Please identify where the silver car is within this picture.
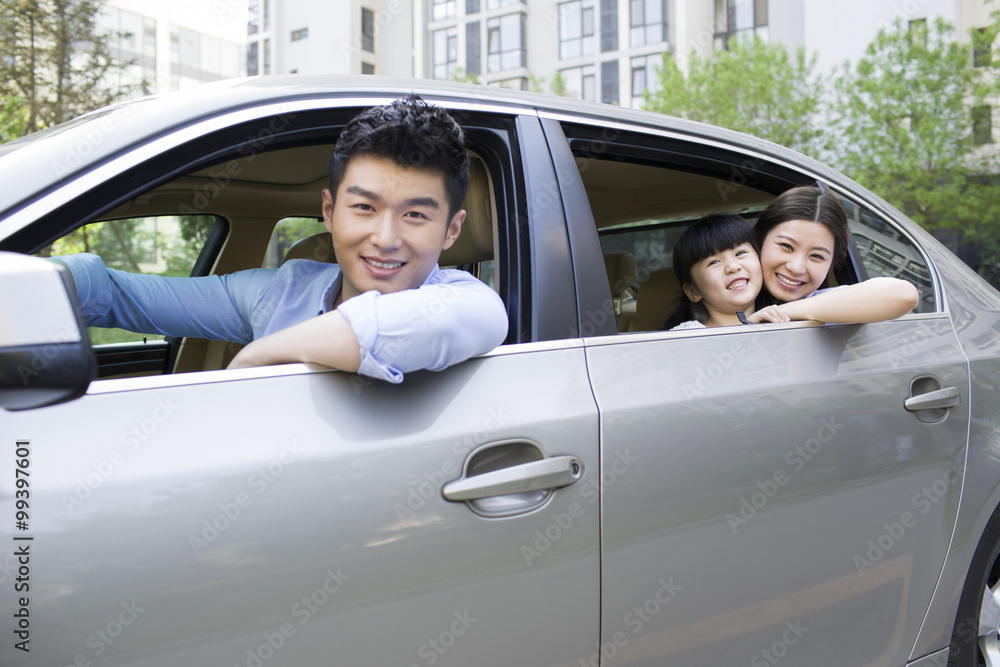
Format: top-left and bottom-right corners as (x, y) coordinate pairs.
(0, 76), (997, 667)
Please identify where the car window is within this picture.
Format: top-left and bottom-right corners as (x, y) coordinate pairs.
(261, 216), (327, 268)
(559, 121), (937, 331)
(35, 215), (220, 344)
(840, 198), (935, 313)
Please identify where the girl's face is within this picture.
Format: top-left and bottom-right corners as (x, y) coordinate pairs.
(759, 219), (836, 302)
(684, 243), (762, 323)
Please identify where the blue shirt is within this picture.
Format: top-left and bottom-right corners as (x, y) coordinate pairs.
(59, 254), (509, 383)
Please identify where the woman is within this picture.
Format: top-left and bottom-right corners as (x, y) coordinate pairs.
(748, 186), (919, 324)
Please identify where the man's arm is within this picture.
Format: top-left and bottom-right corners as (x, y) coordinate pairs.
(57, 253), (270, 343)
(228, 310), (362, 371)
(229, 270), (509, 382)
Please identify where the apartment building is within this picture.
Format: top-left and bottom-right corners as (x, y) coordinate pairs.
(244, 0), (414, 77)
(101, 0), (248, 95)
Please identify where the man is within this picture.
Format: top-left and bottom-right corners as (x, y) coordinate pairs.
(58, 95), (508, 382)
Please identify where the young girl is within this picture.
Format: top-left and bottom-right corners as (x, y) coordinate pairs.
(663, 214), (786, 330)
(752, 186), (919, 323)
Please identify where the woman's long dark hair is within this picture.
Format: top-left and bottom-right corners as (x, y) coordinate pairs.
(662, 214), (757, 330)
(753, 185), (850, 307)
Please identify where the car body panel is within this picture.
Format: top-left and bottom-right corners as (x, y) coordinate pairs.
(587, 316), (970, 666)
(0, 347), (600, 666)
(1, 76), (999, 666)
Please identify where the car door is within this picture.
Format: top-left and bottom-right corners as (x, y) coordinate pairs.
(0, 100), (601, 666)
(545, 117), (971, 667)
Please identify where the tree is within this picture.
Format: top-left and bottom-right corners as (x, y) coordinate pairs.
(831, 17), (1000, 279)
(0, 0), (140, 135)
(644, 35), (825, 157)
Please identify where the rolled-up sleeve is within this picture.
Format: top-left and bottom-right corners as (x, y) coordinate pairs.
(337, 269), (508, 383)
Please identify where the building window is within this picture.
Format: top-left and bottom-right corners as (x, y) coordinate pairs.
(630, 0), (665, 47)
(362, 8), (375, 53)
(247, 41), (259, 76)
(559, 0), (596, 60)
(487, 13), (525, 72)
(362, 62), (375, 74)
(630, 54), (660, 108)
(248, 0), (260, 35)
(433, 0), (456, 21)
(263, 0), (270, 31)
(467, 21), (482, 76)
(601, 0), (618, 52)
(974, 27), (992, 68)
(973, 105), (993, 144)
(263, 38), (270, 74)
(908, 18), (927, 48)
(291, 28), (308, 41)
(433, 26), (459, 79)
(561, 64), (596, 101)
(601, 59), (618, 104)
(467, 0), (480, 13)
(486, 0), (520, 8)
(715, 0), (767, 49)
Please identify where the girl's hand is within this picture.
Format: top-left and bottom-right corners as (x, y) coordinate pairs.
(746, 305), (790, 324)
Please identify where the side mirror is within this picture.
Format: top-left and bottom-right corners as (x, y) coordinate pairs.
(0, 252), (94, 410)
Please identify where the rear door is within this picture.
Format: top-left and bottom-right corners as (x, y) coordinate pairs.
(546, 117), (971, 667)
(0, 104), (601, 667)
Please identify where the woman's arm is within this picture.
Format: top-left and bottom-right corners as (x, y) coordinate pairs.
(776, 277), (920, 324)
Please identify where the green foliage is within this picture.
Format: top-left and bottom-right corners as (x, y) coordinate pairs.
(262, 217), (326, 268)
(0, 95), (28, 141)
(449, 68), (480, 85)
(644, 35), (824, 157)
(830, 18), (1000, 274)
(0, 0), (140, 136)
(45, 216), (217, 344)
(549, 72), (568, 97)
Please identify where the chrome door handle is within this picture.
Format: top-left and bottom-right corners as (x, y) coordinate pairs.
(442, 456), (583, 502)
(905, 386), (960, 412)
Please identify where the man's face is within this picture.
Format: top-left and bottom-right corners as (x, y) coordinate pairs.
(323, 155), (464, 306)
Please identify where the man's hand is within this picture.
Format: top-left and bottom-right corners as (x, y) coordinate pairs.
(228, 310), (362, 371)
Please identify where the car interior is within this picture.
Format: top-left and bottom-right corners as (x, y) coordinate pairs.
(32, 118), (935, 381)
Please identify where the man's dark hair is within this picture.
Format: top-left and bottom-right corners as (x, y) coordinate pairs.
(329, 94), (470, 218)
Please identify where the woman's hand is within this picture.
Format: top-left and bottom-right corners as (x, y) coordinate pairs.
(746, 305), (790, 324)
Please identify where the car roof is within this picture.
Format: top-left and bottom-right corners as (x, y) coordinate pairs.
(0, 74), (850, 223)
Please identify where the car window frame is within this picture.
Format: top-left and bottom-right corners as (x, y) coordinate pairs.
(541, 113), (945, 335)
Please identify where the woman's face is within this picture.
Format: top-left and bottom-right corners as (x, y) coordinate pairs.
(759, 219), (836, 302)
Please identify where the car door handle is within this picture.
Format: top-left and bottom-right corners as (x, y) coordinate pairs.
(442, 456), (583, 502)
(905, 386), (960, 412)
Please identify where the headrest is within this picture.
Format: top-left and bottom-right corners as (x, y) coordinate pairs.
(282, 155), (495, 267)
(604, 252), (639, 299)
(634, 267), (683, 331)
